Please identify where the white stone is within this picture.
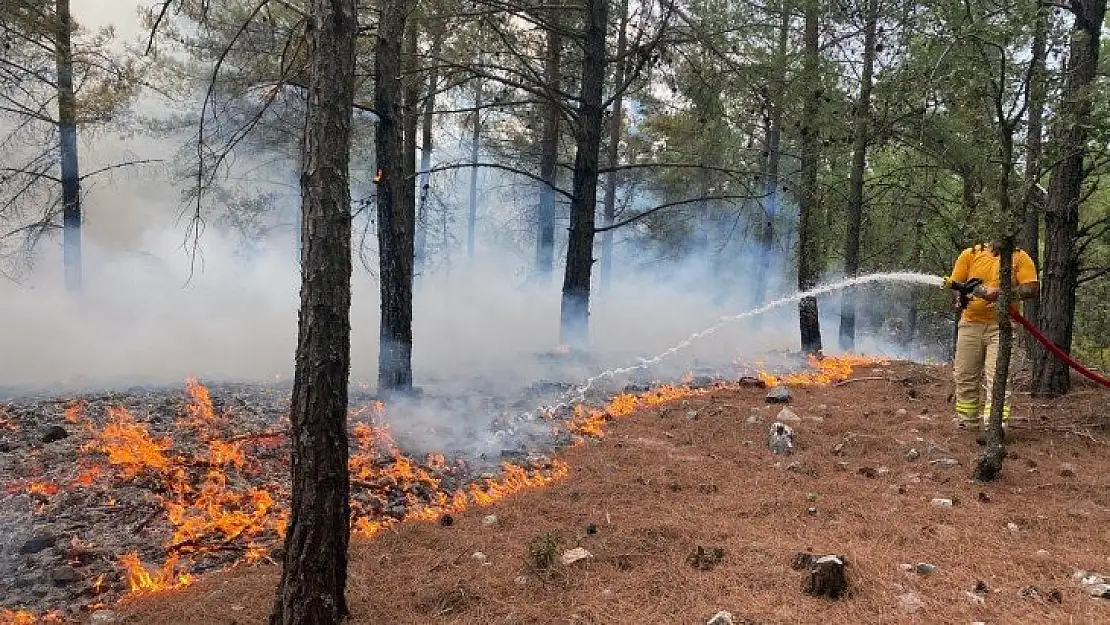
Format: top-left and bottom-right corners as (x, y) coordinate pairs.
(707, 611), (734, 625)
(560, 547), (593, 565)
(482, 514), (498, 526)
(776, 407), (802, 422)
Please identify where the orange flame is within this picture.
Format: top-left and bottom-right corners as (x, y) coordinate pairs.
(64, 400), (86, 424)
(116, 552), (191, 593)
(0, 610), (38, 625)
(85, 407), (173, 477)
(183, 376), (218, 430)
(757, 354), (886, 387)
(40, 358), (879, 607)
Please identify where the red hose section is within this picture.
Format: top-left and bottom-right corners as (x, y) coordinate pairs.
(1009, 309), (1110, 388)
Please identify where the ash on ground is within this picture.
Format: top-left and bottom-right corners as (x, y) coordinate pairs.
(0, 348), (742, 619)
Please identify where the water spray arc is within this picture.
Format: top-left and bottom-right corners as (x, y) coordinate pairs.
(532, 271), (944, 420)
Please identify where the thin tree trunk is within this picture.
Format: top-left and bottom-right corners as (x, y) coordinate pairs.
(402, 19), (420, 257)
(797, 0), (823, 355)
(1031, 0), (1105, 396)
(415, 30), (442, 281)
(975, 110), (1019, 480)
(974, 236), (1013, 481)
(753, 1), (789, 308)
(55, 0), (81, 291)
(904, 216), (925, 350)
(838, 0), (877, 352)
(375, 0), (414, 392)
(599, 0), (629, 292)
(559, 0), (608, 345)
(1019, 6), (1047, 361)
(1021, 6), (1048, 257)
(269, 0), (356, 622)
(535, 26), (562, 283)
(467, 81), (482, 263)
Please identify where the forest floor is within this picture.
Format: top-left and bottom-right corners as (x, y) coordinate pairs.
(111, 361), (1110, 625)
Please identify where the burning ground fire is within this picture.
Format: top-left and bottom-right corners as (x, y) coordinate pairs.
(0, 354), (881, 623)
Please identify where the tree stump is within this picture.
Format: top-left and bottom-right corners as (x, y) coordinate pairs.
(803, 554), (849, 599)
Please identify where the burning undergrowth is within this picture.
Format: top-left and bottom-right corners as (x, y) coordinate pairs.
(0, 352), (882, 622)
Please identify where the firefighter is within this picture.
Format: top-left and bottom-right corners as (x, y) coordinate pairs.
(943, 241), (1040, 433)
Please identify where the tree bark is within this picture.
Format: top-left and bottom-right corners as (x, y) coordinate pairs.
(559, 0), (608, 346)
(535, 25), (562, 283)
(467, 81), (482, 262)
(974, 238), (1012, 482)
(375, 0), (415, 392)
(599, 0), (629, 292)
(753, 1), (789, 308)
(55, 0), (81, 291)
(797, 0), (823, 355)
(1031, 0), (1106, 396)
(975, 106), (1019, 480)
(1020, 5), (1048, 356)
(838, 0), (877, 352)
(269, 0), (356, 622)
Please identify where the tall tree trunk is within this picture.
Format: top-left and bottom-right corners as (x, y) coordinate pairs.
(599, 0), (629, 292)
(55, 0), (81, 291)
(838, 0), (877, 352)
(797, 0), (823, 355)
(375, 0), (414, 392)
(753, 1), (789, 307)
(1031, 0), (1106, 396)
(467, 81), (482, 262)
(559, 0), (608, 346)
(269, 0), (356, 622)
(1020, 6), (1048, 357)
(415, 30), (442, 281)
(535, 26), (562, 283)
(402, 19), (420, 256)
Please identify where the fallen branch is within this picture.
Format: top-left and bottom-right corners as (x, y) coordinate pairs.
(833, 376), (906, 386)
(226, 430), (288, 443)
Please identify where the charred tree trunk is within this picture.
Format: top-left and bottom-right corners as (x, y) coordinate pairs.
(599, 0), (629, 292)
(55, 0), (81, 291)
(535, 26), (562, 283)
(838, 0), (877, 352)
(1031, 0), (1105, 396)
(269, 0), (356, 622)
(797, 0), (823, 355)
(415, 31), (442, 281)
(375, 0), (414, 392)
(559, 0), (608, 346)
(467, 81), (482, 263)
(753, 2), (789, 308)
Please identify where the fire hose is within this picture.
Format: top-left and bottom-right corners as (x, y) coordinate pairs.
(945, 278), (1110, 388)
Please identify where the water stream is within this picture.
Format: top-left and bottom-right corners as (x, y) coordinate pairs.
(537, 271), (945, 418)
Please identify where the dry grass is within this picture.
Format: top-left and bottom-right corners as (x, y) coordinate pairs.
(117, 362), (1110, 624)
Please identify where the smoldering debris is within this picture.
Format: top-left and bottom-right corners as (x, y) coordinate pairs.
(0, 361), (740, 618)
